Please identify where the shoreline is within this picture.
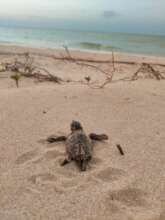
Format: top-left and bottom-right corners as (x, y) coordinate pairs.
(1, 43), (165, 65)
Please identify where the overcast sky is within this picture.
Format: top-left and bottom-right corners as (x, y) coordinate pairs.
(0, 0), (165, 35)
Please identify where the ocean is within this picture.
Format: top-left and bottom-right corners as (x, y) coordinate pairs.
(0, 26), (165, 56)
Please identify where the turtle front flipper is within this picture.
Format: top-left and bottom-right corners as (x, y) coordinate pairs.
(89, 133), (108, 141)
(47, 135), (67, 143)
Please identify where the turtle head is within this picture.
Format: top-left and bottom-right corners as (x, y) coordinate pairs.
(70, 120), (83, 132)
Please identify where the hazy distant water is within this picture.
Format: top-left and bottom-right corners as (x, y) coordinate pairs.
(0, 26), (165, 56)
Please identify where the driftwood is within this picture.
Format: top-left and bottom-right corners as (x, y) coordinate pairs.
(2, 50), (165, 66)
(1, 49), (165, 67)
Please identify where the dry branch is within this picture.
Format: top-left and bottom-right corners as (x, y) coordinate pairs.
(131, 63), (165, 80)
(61, 46), (115, 88)
(63, 46), (111, 76)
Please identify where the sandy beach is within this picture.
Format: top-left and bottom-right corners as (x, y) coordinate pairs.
(0, 45), (165, 220)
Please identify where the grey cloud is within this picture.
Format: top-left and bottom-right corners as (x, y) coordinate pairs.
(103, 10), (118, 18)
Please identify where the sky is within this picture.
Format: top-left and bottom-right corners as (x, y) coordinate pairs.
(0, 0), (165, 35)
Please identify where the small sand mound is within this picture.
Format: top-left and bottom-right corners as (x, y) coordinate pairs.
(95, 167), (126, 182)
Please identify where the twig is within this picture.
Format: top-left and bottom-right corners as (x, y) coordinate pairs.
(116, 144), (124, 155)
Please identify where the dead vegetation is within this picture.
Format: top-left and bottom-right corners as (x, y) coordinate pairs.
(10, 72), (21, 88)
(1, 52), (62, 84)
(131, 63), (165, 80)
(0, 47), (165, 88)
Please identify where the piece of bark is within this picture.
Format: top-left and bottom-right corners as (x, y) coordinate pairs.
(116, 144), (124, 155)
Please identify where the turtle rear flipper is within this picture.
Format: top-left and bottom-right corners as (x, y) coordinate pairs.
(80, 160), (87, 171)
(89, 133), (108, 141)
(61, 158), (70, 166)
(47, 135), (67, 143)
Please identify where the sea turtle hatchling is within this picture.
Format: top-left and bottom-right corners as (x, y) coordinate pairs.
(47, 120), (108, 171)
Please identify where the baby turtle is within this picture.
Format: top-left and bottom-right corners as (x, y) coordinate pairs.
(47, 120), (108, 171)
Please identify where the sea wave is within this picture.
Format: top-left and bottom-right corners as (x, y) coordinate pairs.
(0, 40), (13, 44)
(77, 42), (120, 51)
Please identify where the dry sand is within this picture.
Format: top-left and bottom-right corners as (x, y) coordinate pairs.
(0, 45), (165, 220)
